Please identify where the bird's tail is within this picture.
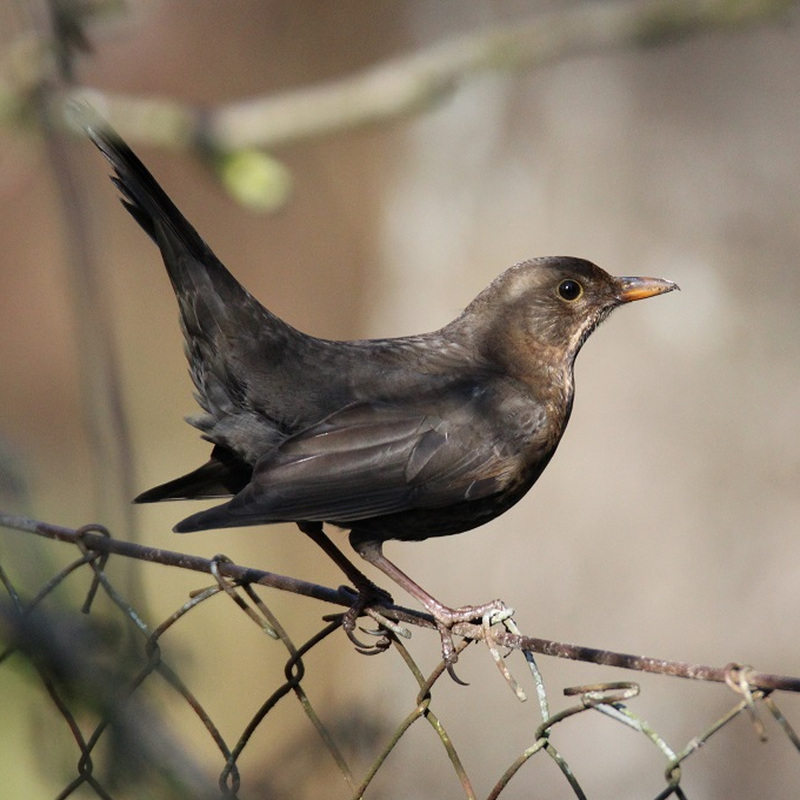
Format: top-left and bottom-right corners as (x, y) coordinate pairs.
(82, 109), (295, 360)
(83, 116), (248, 301)
(134, 444), (253, 503)
(82, 107), (297, 485)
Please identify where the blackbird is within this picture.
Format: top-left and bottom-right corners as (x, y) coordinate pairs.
(87, 121), (677, 666)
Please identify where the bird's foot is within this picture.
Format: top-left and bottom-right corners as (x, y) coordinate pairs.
(340, 579), (393, 626)
(480, 607), (527, 701)
(429, 599), (513, 682)
(428, 600), (514, 686)
(338, 582), (409, 655)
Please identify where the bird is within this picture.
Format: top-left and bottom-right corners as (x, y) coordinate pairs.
(86, 119), (678, 669)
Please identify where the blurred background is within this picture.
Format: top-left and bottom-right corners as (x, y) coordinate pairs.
(1, 1), (799, 798)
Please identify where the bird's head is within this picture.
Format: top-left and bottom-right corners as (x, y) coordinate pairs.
(462, 256), (678, 381)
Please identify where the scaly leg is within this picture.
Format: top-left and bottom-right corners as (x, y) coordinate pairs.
(353, 539), (507, 669)
(297, 522), (394, 643)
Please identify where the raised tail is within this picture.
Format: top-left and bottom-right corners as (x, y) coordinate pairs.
(83, 110), (299, 499)
(83, 113), (295, 357)
(84, 117), (248, 303)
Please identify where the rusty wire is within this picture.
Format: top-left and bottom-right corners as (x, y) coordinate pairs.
(2, 511), (800, 799)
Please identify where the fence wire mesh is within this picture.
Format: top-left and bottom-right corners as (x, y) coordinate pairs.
(1, 513), (799, 799)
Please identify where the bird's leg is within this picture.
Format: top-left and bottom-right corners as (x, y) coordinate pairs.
(354, 539), (507, 668)
(297, 522), (394, 641)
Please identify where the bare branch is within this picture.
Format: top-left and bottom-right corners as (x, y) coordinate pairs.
(2, 0), (795, 152)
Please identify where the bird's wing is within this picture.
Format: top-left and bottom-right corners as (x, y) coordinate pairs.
(175, 385), (539, 531)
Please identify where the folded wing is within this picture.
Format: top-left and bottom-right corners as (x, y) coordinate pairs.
(174, 385), (531, 532)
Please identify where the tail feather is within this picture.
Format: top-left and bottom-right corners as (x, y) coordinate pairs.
(173, 503), (251, 533)
(86, 123), (206, 256)
(84, 118), (249, 305)
(135, 445), (253, 503)
(81, 107), (302, 518)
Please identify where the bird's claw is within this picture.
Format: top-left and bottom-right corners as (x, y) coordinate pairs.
(345, 625), (392, 655)
(337, 582), (407, 656)
(446, 661), (470, 686)
(481, 607), (527, 701)
(432, 599), (514, 684)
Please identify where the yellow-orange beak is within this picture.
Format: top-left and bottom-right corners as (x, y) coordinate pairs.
(617, 276), (679, 303)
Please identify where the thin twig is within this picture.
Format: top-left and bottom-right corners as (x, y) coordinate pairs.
(22, 0), (145, 613)
(3, 0), (795, 152)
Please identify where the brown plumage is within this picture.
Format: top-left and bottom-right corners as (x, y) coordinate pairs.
(86, 121), (677, 667)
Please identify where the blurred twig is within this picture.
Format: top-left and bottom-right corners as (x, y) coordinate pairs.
(1, 0), (796, 153)
(22, 1), (144, 616)
(0, 436), (29, 509)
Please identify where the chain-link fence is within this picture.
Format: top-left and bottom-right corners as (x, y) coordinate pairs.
(2, 512), (799, 799)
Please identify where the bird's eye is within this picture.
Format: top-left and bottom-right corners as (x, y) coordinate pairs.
(558, 279), (583, 302)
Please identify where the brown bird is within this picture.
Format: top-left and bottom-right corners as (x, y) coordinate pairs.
(87, 121), (677, 667)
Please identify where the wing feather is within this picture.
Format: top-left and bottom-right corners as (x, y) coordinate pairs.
(175, 382), (542, 532)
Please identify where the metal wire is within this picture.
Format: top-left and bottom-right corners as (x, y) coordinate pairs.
(2, 513), (800, 799)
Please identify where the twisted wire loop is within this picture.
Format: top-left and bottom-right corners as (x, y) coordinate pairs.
(74, 523), (111, 613)
(724, 662), (768, 741)
(2, 513), (800, 798)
